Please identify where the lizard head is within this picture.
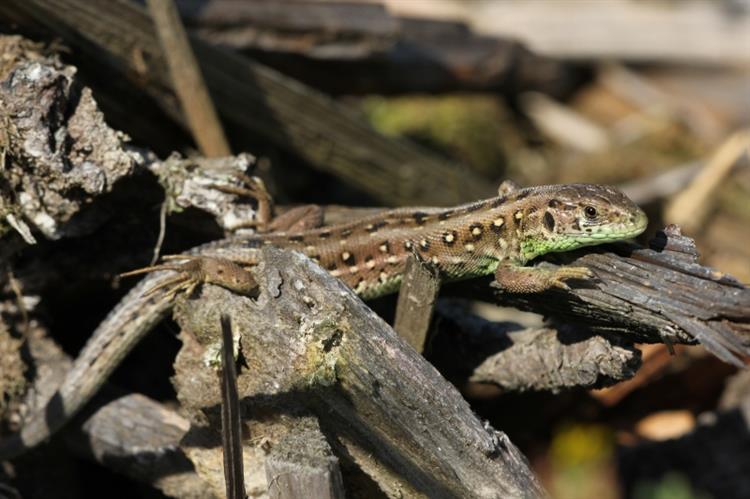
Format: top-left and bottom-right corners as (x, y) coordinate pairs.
(519, 184), (647, 261)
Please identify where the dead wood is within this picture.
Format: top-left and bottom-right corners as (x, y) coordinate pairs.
(265, 416), (346, 499)
(171, 246), (547, 498)
(148, 0), (231, 157)
(0, 35), (144, 245)
(1, 314), (215, 498)
(0, 0), (494, 207)
(453, 225), (750, 367)
(176, 0), (576, 96)
(393, 255), (440, 353)
(429, 302), (641, 393)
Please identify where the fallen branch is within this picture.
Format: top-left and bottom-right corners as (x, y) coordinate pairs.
(457, 225), (750, 367)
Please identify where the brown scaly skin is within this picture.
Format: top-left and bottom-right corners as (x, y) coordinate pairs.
(0, 182), (647, 458)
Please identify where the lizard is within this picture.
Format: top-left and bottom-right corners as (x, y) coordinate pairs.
(0, 182), (647, 458)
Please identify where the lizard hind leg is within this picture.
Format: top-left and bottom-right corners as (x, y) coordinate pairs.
(120, 258), (206, 299)
(210, 174), (274, 231)
(123, 255), (260, 298)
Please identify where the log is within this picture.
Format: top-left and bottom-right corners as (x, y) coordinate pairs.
(4, 317), (216, 498)
(430, 302), (641, 393)
(177, 0), (577, 96)
(171, 246), (547, 498)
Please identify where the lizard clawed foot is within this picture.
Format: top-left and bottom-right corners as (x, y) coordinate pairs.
(546, 266), (595, 290)
(492, 264), (595, 294)
(120, 255), (259, 299)
(209, 174), (274, 231)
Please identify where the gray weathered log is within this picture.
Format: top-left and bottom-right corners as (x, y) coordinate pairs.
(68, 394), (216, 499)
(0, 0), (494, 207)
(265, 416), (345, 499)
(393, 255), (441, 352)
(431, 302), (641, 392)
(171, 246), (547, 498)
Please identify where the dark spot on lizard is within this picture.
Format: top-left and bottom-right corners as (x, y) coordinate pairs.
(340, 228), (353, 237)
(438, 211), (453, 221)
(288, 235), (304, 242)
(341, 252), (356, 265)
(514, 190), (530, 200)
(419, 239), (430, 251)
(543, 211), (555, 232)
(366, 221), (387, 232)
(572, 219), (581, 231)
(548, 199), (561, 208)
(413, 212), (429, 225)
(319, 230), (332, 239)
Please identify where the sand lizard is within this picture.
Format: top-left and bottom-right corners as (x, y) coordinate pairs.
(0, 182), (647, 457)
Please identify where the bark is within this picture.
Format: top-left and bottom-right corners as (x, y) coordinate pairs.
(430, 302), (641, 393)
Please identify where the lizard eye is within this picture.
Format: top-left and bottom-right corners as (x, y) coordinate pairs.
(584, 206), (598, 219)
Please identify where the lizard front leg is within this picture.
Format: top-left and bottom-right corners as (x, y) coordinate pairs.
(492, 263), (594, 294)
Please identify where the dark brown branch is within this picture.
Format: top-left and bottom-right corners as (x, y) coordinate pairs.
(219, 315), (244, 499)
(177, 0), (577, 96)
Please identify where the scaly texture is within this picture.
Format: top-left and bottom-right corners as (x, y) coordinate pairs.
(0, 183), (647, 457)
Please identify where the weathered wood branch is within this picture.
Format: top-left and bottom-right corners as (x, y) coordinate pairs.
(393, 255), (440, 352)
(176, 0), (577, 96)
(171, 246), (547, 498)
(429, 302), (641, 392)
(456, 226), (750, 367)
(0, 0), (494, 206)
(265, 416), (346, 499)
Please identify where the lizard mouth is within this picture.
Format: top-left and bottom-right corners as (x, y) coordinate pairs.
(574, 209), (648, 243)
